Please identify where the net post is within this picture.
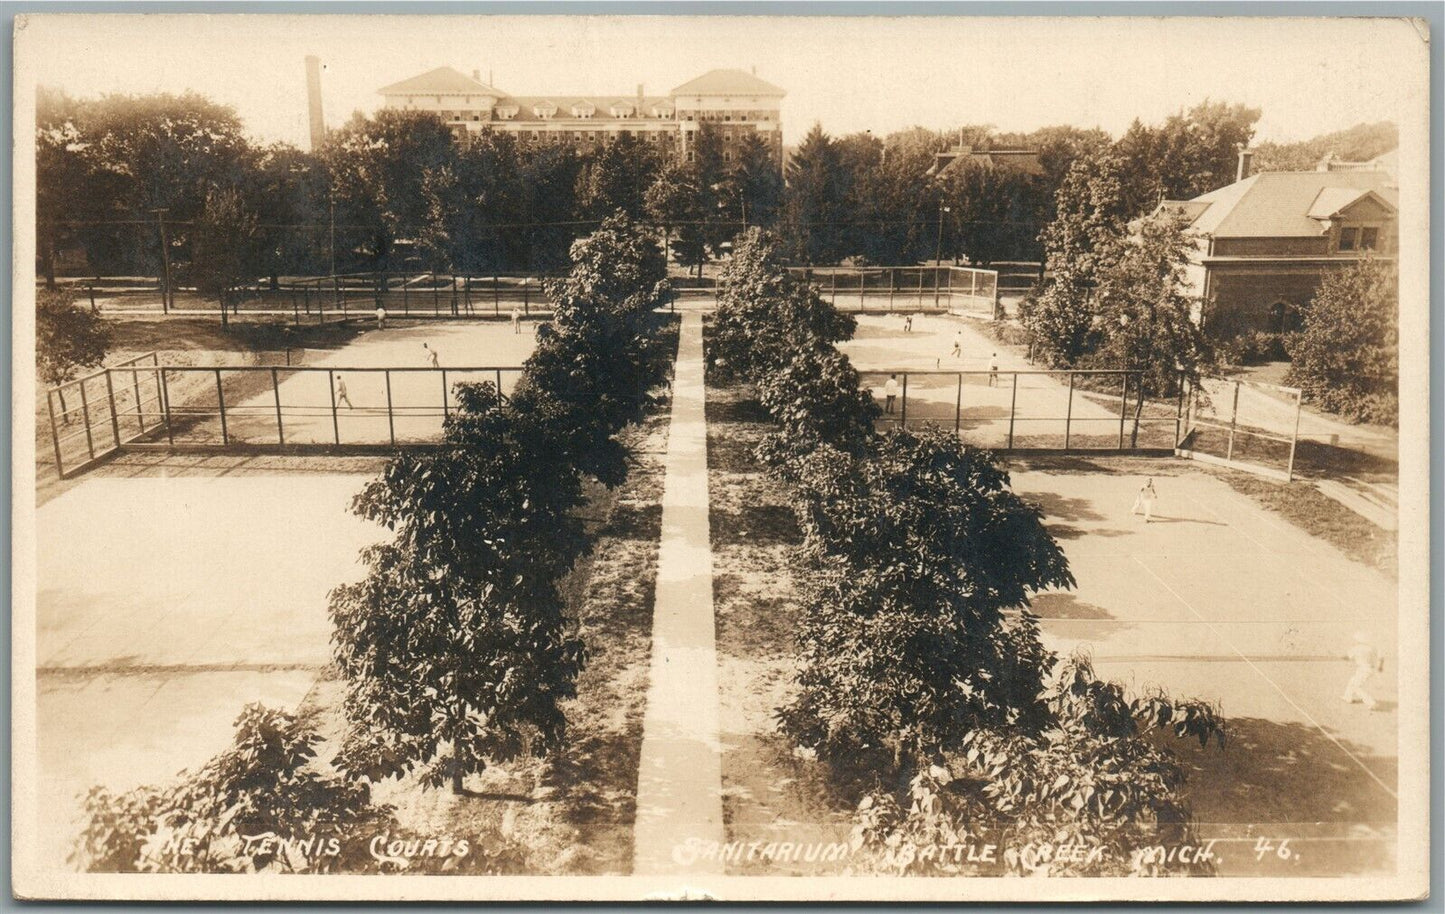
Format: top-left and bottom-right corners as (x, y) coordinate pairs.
(889, 268), (895, 311)
(1226, 380), (1241, 461)
(385, 370), (395, 446)
(215, 369), (229, 446)
(272, 368), (285, 445)
(441, 369), (449, 419)
(1064, 372), (1075, 450)
(46, 389), (65, 477)
(1008, 373), (1018, 449)
(1175, 372), (1186, 447)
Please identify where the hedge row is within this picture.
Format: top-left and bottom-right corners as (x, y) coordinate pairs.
(712, 228), (1225, 876)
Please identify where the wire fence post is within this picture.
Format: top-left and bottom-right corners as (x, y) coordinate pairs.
(1286, 390), (1303, 482)
(889, 268), (896, 311)
(130, 368), (146, 435)
(1064, 372), (1075, 450)
(160, 368), (174, 446)
(900, 373), (908, 429)
(441, 369), (449, 419)
(1118, 374), (1129, 449)
(955, 372), (963, 433)
(46, 390), (65, 476)
(1226, 380), (1241, 461)
(328, 369), (340, 444)
(103, 370), (121, 448)
(78, 379), (95, 460)
(1007, 373), (1019, 449)
(1175, 372), (1186, 447)
(385, 370), (395, 446)
(214, 369), (229, 445)
(272, 368), (285, 445)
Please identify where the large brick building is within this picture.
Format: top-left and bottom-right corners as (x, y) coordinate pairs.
(377, 66), (785, 164)
(1160, 150), (1398, 335)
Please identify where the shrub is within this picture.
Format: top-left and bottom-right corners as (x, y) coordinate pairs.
(849, 657), (1225, 877)
(71, 704), (393, 874)
(1225, 330), (1294, 366)
(1286, 258), (1398, 425)
(36, 287), (110, 387)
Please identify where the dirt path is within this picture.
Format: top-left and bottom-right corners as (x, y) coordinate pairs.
(633, 312), (726, 878)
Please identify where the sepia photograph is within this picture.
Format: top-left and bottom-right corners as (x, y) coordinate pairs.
(9, 10), (1432, 902)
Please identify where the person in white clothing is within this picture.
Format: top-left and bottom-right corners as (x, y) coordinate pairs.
(883, 374), (900, 414)
(988, 352), (1000, 387)
(1131, 478), (1157, 522)
(1341, 631), (1383, 709)
(375, 305), (387, 330)
(510, 306), (522, 334)
(334, 374), (354, 409)
(423, 342), (440, 369)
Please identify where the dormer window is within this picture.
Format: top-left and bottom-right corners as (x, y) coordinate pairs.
(571, 102), (596, 118)
(495, 105), (518, 120)
(533, 103), (557, 119)
(1360, 227), (1379, 249)
(651, 105), (674, 118)
(609, 102), (634, 118)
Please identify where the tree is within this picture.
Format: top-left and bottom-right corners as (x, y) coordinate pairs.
(36, 287), (110, 388)
(190, 186), (259, 325)
(577, 133), (663, 223)
(1286, 257), (1398, 425)
(1086, 209), (1213, 442)
(329, 384), (588, 795)
(645, 161), (709, 277)
(1115, 100), (1261, 216)
(35, 87), (94, 288)
(71, 704), (392, 873)
(725, 132), (784, 230)
(940, 160), (1046, 267)
(1251, 121), (1399, 174)
(1024, 150), (1132, 366)
(777, 431), (1074, 770)
(783, 123), (847, 263)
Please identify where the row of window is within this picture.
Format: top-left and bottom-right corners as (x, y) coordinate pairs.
(1337, 226), (1380, 252)
(681, 111), (774, 123)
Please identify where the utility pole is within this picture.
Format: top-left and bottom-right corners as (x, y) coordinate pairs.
(151, 207), (173, 314)
(329, 190), (337, 278)
(934, 203), (950, 308)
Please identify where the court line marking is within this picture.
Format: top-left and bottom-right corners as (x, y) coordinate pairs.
(1130, 555), (1398, 802)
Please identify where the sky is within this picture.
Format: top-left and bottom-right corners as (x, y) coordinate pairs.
(16, 13), (1428, 150)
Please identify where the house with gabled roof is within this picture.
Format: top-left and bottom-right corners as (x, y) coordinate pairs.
(377, 65), (784, 165)
(1157, 150), (1398, 336)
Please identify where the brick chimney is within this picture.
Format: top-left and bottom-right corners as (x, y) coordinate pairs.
(1236, 146), (1254, 182)
(304, 56), (325, 152)
(472, 69), (481, 82)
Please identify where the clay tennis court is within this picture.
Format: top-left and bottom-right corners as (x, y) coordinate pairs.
(1008, 462), (1399, 876)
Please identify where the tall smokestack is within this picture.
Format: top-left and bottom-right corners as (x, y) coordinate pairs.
(472, 69), (481, 82)
(637, 83), (644, 102)
(1236, 146), (1254, 182)
(305, 55), (326, 152)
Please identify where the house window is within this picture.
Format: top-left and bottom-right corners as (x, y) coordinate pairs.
(724, 149), (733, 162)
(1360, 227), (1380, 250)
(1338, 227), (1358, 252)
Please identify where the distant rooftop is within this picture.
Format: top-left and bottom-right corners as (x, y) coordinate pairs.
(926, 145), (1044, 179)
(669, 68), (786, 97)
(377, 66), (503, 96)
(1160, 168), (1398, 238)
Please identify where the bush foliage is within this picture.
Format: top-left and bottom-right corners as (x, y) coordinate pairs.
(1286, 258), (1398, 425)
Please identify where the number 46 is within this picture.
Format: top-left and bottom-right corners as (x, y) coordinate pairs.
(1254, 837), (1294, 861)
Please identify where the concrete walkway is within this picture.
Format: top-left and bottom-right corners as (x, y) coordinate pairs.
(633, 312), (726, 878)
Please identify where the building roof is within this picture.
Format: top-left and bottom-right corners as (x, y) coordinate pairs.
(378, 66), (503, 96)
(669, 68), (786, 97)
(926, 146), (1044, 178)
(1168, 170), (1398, 238)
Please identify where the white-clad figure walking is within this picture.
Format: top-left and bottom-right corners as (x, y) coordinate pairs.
(375, 304), (387, 330)
(1131, 477), (1158, 523)
(511, 305), (522, 334)
(334, 373), (354, 409)
(1341, 631), (1383, 710)
(423, 342), (440, 369)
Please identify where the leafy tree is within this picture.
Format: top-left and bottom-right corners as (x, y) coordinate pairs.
(247, 144), (331, 284)
(36, 287), (110, 387)
(577, 133), (663, 223)
(725, 132), (784, 230)
(777, 431), (1074, 769)
(646, 160), (709, 277)
(329, 384), (588, 795)
(851, 654), (1225, 877)
(35, 87), (94, 287)
(1115, 100), (1261, 216)
(1085, 209), (1213, 441)
(940, 160), (1047, 266)
(190, 186), (259, 325)
(1251, 121), (1398, 174)
(1024, 150), (1132, 366)
(783, 123), (848, 263)
(71, 704), (392, 873)
(1286, 257), (1398, 425)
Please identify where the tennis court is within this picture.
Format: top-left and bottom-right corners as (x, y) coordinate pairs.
(1009, 464), (1399, 876)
